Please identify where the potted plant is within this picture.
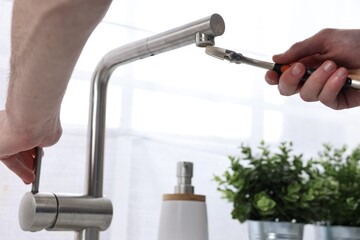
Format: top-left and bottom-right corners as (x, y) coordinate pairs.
(309, 144), (360, 239)
(214, 141), (314, 240)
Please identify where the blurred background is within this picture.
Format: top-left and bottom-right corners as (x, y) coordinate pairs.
(1, 0), (360, 239)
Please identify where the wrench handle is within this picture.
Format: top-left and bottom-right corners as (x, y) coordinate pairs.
(272, 63), (354, 88)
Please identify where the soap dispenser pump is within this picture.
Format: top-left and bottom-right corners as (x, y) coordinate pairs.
(158, 162), (209, 240)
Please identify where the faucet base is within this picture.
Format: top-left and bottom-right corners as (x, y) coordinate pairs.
(19, 193), (113, 232)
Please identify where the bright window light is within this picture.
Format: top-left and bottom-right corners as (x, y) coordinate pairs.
(61, 80), (122, 129)
(263, 109), (284, 142)
(132, 89), (252, 138)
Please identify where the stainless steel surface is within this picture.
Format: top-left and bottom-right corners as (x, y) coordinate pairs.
(351, 79), (360, 89)
(19, 192), (112, 232)
(175, 162), (194, 194)
(196, 32), (215, 47)
(82, 13), (225, 239)
(248, 220), (304, 240)
(205, 46), (227, 60)
(205, 46), (275, 69)
(315, 225), (360, 240)
(31, 147), (43, 194)
(50, 195), (112, 231)
(237, 55), (275, 70)
(18, 192), (58, 232)
(76, 228), (99, 240)
(19, 149), (113, 236)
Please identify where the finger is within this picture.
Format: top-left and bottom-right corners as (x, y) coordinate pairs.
(278, 63), (306, 96)
(1, 154), (36, 184)
(318, 67), (349, 109)
(19, 149), (36, 170)
(265, 70), (279, 85)
(299, 61), (337, 102)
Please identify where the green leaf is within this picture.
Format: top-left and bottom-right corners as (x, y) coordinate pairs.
(231, 202), (251, 223)
(214, 141), (360, 225)
(253, 191), (276, 216)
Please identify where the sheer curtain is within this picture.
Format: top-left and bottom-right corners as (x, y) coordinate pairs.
(1, 0), (360, 239)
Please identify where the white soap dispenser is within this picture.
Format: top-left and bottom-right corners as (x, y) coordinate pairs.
(157, 162), (209, 240)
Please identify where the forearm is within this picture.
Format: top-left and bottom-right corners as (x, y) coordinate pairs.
(6, 0), (111, 139)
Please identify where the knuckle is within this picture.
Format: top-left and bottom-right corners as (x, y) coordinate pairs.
(289, 42), (303, 52)
(317, 28), (335, 39)
(319, 28), (334, 35)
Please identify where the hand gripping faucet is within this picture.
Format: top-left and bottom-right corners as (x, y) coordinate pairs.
(18, 14), (225, 240)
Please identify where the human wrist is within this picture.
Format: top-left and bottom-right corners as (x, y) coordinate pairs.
(4, 106), (62, 147)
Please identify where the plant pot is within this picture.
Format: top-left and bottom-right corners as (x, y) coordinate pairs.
(247, 220), (304, 240)
(314, 225), (360, 240)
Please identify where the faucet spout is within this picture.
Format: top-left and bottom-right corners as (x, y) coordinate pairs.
(83, 13), (225, 240)
(18, 13), (226, 240)
(86, 13), (225, 197)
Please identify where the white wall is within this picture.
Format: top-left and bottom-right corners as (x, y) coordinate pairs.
(1, 0), (360, 239)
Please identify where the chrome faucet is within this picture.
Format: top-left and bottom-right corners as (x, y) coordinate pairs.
(18, 13), (225, 240)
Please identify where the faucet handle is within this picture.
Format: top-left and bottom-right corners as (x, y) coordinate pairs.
(31, 147), (43, 193)
(19, 147), (58, 232)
